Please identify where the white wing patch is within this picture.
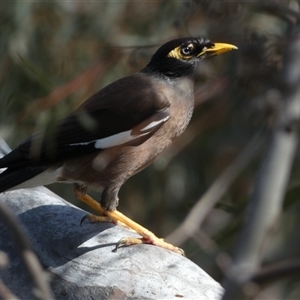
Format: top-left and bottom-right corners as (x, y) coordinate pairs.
(139, 116), (169, 132)
(69, 112), (170, 149)
(94, 130), (149, 149)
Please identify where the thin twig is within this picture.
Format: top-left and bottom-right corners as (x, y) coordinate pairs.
(257, 3), (300, 25)
(0, 279), (19, 300)
(166, 132), (264, 246)
(19, 50), (120, 120)
(252, 259), (300, 285)
(0, 200), (54, 300)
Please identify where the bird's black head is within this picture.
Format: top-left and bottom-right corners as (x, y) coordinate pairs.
(143, 37), (237, 79)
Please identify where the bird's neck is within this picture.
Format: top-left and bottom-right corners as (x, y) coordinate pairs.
(141, 58), (196, 79)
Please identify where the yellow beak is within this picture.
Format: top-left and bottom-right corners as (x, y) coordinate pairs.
(198, 42), (238, 58)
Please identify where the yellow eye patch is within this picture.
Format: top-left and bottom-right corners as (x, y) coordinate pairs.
(167, 43), (195, 60)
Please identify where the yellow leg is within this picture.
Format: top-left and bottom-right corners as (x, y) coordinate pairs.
(74, 189), (184, 255)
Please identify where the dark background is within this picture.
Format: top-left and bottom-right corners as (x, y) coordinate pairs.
(1, 1), (300, 298)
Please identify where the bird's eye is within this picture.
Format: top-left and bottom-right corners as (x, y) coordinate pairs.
(180, 45), (193, 56)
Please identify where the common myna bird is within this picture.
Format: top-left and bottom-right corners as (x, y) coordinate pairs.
(0, 37), (237, 255)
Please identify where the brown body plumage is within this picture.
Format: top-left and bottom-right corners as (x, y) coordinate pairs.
(61, 73), (194, 210)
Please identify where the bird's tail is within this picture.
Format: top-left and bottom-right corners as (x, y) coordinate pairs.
(0, 166), (46, 193)
(0, 138), (48, 193)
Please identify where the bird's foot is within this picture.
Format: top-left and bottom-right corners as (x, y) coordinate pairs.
(81, 212), (184, 255)
(74, 187), (184, 255)
(114, 236), (185, 256)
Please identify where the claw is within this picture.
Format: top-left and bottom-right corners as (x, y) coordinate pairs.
(113, 237), (185, 256)
(80, 214), (115, 226)
(176, 248), (185, 256)
(113, 237), (144, 252)
(80, 214), (90, 226)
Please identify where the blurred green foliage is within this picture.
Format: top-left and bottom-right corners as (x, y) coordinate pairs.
(1, 1), (300, 297)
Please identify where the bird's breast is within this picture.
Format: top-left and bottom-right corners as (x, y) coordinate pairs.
(157, 77), (195, 139)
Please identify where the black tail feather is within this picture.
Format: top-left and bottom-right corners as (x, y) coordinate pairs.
(0, 167), (46, 193)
